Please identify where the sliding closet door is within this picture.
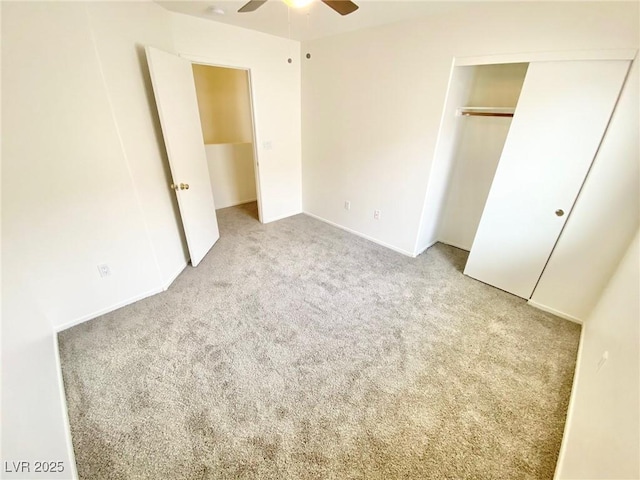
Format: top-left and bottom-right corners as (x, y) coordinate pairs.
(464, 60), (630, 299)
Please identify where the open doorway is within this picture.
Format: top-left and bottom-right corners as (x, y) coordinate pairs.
(191, 63), (261, 223)
(438, 62), (528, 252)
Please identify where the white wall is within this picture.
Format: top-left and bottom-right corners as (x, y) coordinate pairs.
(2, 1), (301, 474)
(301, 2), (638, 259)
(205, 143), (258, 209)
(302, 25), (436, 255)
(170, 13), (302, 223)
(2, 1), (168, 331)
(85, 2), (189, 288)
(414, 61), (474, 254)
(2, 2), (172, 476)
(555, 229), (640, 479)
(1, 256), (76, 479)
(530, 59), (639, 321)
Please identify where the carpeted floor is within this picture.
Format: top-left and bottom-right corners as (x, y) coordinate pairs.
(59, 202), (580, 480)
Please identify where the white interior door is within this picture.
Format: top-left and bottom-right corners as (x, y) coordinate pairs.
(464, 60), (630, 299)
(146, 46), (220, 267)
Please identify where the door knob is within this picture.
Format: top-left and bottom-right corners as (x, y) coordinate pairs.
(555, 209), (565, 217)
(180, 183), (190, 190)
(170, 184), (178, 190)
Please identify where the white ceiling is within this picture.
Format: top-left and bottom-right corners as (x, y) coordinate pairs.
(156, 0), (465, 42)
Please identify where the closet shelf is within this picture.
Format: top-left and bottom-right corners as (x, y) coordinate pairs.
(456, 107), (515, 118)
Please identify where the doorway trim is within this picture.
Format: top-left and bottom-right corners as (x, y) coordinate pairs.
(179, 53), (265, 224)
(455, 48), (637, 67)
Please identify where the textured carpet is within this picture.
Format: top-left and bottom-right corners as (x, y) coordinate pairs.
(59, 202), (580, 480)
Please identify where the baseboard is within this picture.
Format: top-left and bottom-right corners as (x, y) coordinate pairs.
(553, 324), (586, 480)
(216, 199), (258, 210)
(303, 212), (415, 257)
(415, 240), (438, 256)
(54, 261), (188, 333)
(438, 240), (471, 252)
(162, 261), (188, 291)
(263, 210), (303, 224)
(54, 286), (164, 332)
(414, 238), (470, 257)
(52, 334), (79, 480)
(527, 300), (584, 325)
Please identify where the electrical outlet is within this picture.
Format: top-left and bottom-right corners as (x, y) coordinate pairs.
(97, 264), (112, 278)
(374, 210), (381, 220)
(344, 201), (351, 211)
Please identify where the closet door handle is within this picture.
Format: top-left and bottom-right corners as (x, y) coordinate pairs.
(555, 209), (565, 217)
(170, 183), (179, 190)
(180, 183), (190, 190)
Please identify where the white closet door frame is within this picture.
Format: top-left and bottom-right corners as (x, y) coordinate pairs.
(464, 59), (631, 299)
(454, 49), (636, 67)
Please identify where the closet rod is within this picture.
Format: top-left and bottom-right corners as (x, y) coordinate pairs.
(456, 107), (515, 118)
(460, 111), (514, 118)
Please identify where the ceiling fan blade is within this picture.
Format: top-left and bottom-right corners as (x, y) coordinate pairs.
(321, 0), (359, 15)
(238, 0), (269, 13)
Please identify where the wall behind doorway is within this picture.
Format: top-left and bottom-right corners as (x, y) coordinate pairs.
(192, 65), (253, 144)
(192, 64), (258, 210)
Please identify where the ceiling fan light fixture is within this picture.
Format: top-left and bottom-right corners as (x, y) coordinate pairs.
(283, 0), (313, 9)
(206, 5), (226, 15)
(238, 0), (358, 15)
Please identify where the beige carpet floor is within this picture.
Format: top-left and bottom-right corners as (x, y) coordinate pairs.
(59, 202), (580, 479)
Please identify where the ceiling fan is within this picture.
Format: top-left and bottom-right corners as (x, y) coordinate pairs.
(238, 0), (359, 16)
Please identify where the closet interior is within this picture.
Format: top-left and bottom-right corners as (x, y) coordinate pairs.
(191, 64), (259, 218)
(437, 58), (630, 300)
(438, 62), (528, 251)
